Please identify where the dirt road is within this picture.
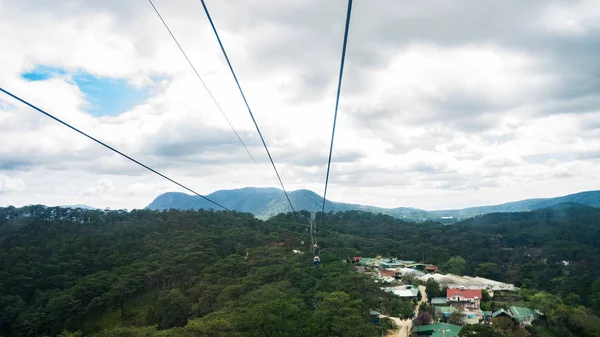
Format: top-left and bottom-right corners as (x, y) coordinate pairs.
(415, 285), (427, 315)
(382, 285), (428, 337)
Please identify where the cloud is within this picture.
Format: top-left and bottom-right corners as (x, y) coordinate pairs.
(0, 175), (26, 194)
(84, 178), (115, 197)
(1, 0), (600, 211)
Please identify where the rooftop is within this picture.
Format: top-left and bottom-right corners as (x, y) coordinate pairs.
(492, 309), (513, 318)
(447, 288), (482, 299)
(412, 323), (462, 337)
(431, 297), (448, 305)
(379, 269), (396, 277)
(509, 306), (536, 323)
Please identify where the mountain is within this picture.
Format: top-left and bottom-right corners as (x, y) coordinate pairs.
(430, 190), (600, 220)
(146, 187), (600, 221)
(146, 187), (431, 221)
(455, 202), (600, 227)
(59, 204), (98, 210)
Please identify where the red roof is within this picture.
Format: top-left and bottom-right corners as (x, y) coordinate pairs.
(447, 288), (482, 299)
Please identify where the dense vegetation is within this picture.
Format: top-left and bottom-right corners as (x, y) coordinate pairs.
(0, 206), (404, 337)
(1, 202), (600, 336)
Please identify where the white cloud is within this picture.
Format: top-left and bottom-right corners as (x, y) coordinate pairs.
(0, 175), (26, 194)
(1, 0), (600, 211)
(84, 178), (115, 197)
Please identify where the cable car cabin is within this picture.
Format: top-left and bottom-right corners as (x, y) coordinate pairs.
(314, 256), (321, 267)
(300, 241), (305, 246)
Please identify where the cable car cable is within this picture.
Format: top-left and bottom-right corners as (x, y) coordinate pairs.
(199, 0), (297, 214)
(148, 0), (272, 188)
(317, 0), (354, 245)
(0, 87), (232, 212)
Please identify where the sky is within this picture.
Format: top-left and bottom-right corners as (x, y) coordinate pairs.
(1, 0), (600, 211)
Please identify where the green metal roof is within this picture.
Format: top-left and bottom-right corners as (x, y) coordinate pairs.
(431, 297), (447, 305)
(510, 306), (535, 322)
(412, 323), (462, 335)
(434, 306), (456, 314)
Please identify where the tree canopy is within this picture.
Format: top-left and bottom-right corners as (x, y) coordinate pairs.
(1, 204), (600, 336)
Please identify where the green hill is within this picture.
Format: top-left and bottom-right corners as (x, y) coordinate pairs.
(146, 188), (600, 222)
(2, 203), (600, 336)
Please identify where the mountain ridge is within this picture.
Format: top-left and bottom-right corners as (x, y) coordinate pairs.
(146, 187), (600, 222)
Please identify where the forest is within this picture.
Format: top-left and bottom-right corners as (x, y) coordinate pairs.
(1, 202), (599, 336)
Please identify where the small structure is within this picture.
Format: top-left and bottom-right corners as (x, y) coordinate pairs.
(426, 264), (439, 273)
(431, 297), (448, 306)
(411, 323), (462, 337)
(376, 269), (398, 285)
(509, 306), (537, 325)
(379, 269), (396, 278)
(447, 287), (482, 310)
(406, 263), (427, 271)
(369, 310), (380, 324)
(381, 261), (406, 269)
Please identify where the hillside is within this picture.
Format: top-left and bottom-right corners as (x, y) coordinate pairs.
(146, 187), (600, 222)
(2, 204), (600, 336)
(0, 205), (401, 337)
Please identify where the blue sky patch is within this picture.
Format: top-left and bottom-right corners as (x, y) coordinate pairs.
(21, 65), (156, 117)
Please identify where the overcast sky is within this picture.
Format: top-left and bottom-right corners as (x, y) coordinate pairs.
(1, 0), (600, 211)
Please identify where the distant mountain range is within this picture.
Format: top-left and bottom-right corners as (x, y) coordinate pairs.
(146, 187), (600, 222)
(59, 204), (98, 210)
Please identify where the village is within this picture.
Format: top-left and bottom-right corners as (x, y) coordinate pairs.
(351, 256), (541, 337)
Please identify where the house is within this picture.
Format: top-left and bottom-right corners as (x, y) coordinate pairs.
(377, 269), (399, 285)
(426, 264), (438, 273)
(492, 307), (537, 326)
(411, 323), (462, 337)
(352, 256), (362, 263)
(447, 287), (482, 310)
(492, 308), (513, 320)
(509, 306), (536, 325)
